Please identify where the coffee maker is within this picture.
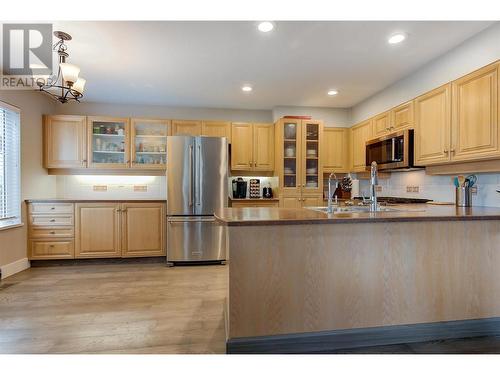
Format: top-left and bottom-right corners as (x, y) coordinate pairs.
(232, 177), (247, 199)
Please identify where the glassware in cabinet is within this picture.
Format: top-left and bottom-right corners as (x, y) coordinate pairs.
(89, 118), (129, 167)
(131, 119), (169, 168)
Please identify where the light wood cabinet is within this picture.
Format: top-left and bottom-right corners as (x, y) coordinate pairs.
(350, 119), (373, 172)
(231, 122), (274, 171)
(230, 200), (279, 208)
(202, 121), (232, 142)
(121, 203), (166, 257)
(276, 118), (323, 198)
(43, 115), (87, 169)
(30, 240), (74, 259)
(322, 127), (349, 172)
(392, 101), (414, 131)
(414, 84), (452, 166)
(373, 111), (391, 137)
(171, 120), (202, 136)
(75, 203), (122, 258)
(279, 194), (323, 208)
(87, 116), (131, 169)
(130, 118), (169, 169)
(451, 62), (499, 162)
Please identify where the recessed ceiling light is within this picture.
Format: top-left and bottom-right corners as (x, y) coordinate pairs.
(257, 21), (274, 33)
(388, 33), (407, 45)
(327, 90), (338, 96)
(242, 85), (253, 92)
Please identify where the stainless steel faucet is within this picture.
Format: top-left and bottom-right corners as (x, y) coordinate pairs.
(327, 172), (338, 214)
(369, 161), (378, 212)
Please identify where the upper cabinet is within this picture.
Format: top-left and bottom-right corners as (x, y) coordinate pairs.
(171, 120), (202, 136)
(202, 121), (232, 142)
(88, 116), (131, 169)
(275, 118), (323, 196)
(322, 127), (349, 172)
(350, 119), (373, 172)
(392, 101), (414, 131)
(43, 115), (87, 169)
(414, 84), (452, 166)
(231, 122), (274, 171)
(451, 62), (499, 162)
(131, 118), (169, 169)
(373, 111), (391, 137)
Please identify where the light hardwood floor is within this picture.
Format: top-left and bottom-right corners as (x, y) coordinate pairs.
(0, 263), (227, 354)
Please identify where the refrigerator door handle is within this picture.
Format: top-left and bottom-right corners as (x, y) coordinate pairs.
(189, 144), (194, 207)
(196, 143), (201, 206)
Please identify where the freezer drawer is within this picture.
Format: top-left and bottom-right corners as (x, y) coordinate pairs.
(167, 216), (226, 262)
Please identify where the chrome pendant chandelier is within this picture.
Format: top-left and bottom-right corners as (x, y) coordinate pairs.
(37, 31), (86, 103)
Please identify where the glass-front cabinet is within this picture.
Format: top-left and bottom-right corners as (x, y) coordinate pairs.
(88, 117), (130, 169)
(131, 119), (169, 169)
(277, 118), (323, 198)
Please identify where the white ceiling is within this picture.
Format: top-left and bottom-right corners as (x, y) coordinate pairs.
(54, 21), (495, 110)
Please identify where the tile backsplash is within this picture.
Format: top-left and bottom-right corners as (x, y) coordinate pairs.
(56, 175), (166, 200)
(358, 170), (500, 207)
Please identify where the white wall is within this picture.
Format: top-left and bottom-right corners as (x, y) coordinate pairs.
(272, 106), (351, 127)
(351, 22), (500, 124)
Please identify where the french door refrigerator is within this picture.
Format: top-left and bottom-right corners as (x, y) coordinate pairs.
(167, 136), (228, 265)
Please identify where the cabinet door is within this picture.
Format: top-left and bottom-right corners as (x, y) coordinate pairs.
(280, 119), (302, 195)
(392, 101), (414, 131)
(301, 120), (323, 195)
(231, 122), (254, 170)
(88, 117), (130, 169)
(131, 118), (169, 169)
(202, 121), (231, 142)
(279, 196), (301, 208)
(373, 111), (391, 137)
(75, 203), (121, 258)
(301, 194), (323, 208)
(451, 63), (499, 162)
(253, 123), (274, 171)
(44, 115), (87, 169)
(322, 127), (348, 172)
(351, 120), (373, 171)
(171, 120), (202, 136)
(121, 203), (165, 257)
(414, 84), (452, 165)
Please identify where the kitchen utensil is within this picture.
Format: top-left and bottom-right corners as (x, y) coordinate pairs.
(465, 174), (477, 187)
(456, 187), (472, 207)
(263, 185), (273, 198)
(457, 175), (465, 187)
(341, 176), (352, 192)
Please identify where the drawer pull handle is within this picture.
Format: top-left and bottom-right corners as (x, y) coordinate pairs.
(50, 219), (56, 222)
(50, 231), (56, 234)
(51, 207), (55, 210)
(49, 245), (55, 248)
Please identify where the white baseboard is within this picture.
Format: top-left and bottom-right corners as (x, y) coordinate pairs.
(1, 257), (30, 280)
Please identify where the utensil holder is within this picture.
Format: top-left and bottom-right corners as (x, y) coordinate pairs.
(456, 187), (472, 207)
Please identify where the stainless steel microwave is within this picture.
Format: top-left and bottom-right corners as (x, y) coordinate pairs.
(365, 129), (420, 171)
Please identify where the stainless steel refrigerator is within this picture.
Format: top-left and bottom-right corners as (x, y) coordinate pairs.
(166, 136), (228, 265)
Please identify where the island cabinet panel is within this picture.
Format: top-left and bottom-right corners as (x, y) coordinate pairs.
(451, 62), (499, 162)
(350, 119), (373, 172)
(414, 84), (452, 166)
(43, 115), (87, 169)
(201, 121), (232, 142)
(75, 203), (122, 258)
(121, 203), (166, 257)
(226, 220), (500, 340)
(171, 120), (202, 136)
(373, 111), (391, 137)
(322, 127), (349, 172)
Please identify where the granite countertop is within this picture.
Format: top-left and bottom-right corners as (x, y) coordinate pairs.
(25, 199), (167, 203)
(215, 204), (500, 226)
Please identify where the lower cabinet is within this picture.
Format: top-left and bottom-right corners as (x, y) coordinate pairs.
(28, 201), (166, 260)
(279, 194), (323, 208)
(121, 203), (166, 257)
(75, 203), (122, 258)
(230, 200), (279, 208)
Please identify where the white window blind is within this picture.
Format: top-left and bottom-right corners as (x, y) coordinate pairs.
(0, 101), (21, 228)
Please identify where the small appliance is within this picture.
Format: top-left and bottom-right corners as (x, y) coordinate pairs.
(232, 178), (247, 198)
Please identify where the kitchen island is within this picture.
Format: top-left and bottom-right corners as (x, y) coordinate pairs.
(216, 205), (500, 353)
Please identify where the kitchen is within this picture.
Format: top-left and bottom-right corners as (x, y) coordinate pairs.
(2, 9), (500, 371)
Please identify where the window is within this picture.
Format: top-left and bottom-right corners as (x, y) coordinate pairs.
(0, 101), (21, 229)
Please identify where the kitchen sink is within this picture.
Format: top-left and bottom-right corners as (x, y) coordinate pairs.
(306, 206), (401, 214)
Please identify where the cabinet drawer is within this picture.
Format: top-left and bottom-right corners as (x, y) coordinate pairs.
(30, 240), (74, 259)
(29, 203), (74, 215)
(31, 215), (74, 227)
(30, 227), (74, 239)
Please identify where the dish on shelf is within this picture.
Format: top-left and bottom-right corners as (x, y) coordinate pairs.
(306, 168), (317, 174)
